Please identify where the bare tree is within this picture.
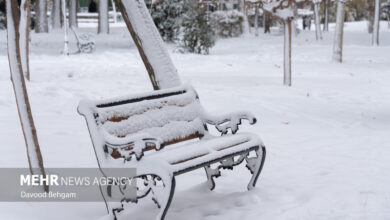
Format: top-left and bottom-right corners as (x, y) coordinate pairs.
(261, 0), (303, 86)
(115, 0), (181, 90)
(332, 0), (349, 63)
(51, 0), (62, 29)
(323, 0), (329, 32)
(69, 0), (79, 27)
(313, 0), (322, 40)
(263, 11), (271, 34)
(62, 0), (70, 55)
(98, 0), (109, 34)
(366, 0), (375, 33)
(254, 4), (259, 36)
(19, 0), (31, 80)
(6, 0), (48, 192)
(372, 0), (380, 45)
(34, 0), (48, 33)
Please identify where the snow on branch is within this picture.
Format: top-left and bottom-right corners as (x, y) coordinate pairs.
(116, 0), (181, 90)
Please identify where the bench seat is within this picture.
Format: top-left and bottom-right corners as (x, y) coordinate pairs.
(145, 133), (262, 174)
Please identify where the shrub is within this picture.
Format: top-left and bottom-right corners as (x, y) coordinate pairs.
(180, 3), (216, 54)
(210, 10), (244, 38)
(151, 0), (185, 42)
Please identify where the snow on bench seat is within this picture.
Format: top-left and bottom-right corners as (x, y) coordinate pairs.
(146, 133), (262, 174)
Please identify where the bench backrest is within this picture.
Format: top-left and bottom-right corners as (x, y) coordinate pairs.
(78, 86), (206, 164)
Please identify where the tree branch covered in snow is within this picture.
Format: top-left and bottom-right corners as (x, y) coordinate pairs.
(19, 0), (31, 80)
(116, 0), (181, 90)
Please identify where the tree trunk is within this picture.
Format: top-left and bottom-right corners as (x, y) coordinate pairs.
(372, 0), (380, 46)
(264, 11), (271, 34)
(19, 0), (31, 80)
(314, 2), (322, 40)
(115, 0), (181, 90)
(98, 0), (109, 34)
(388, 13), (390, 29)
(34, 0), (48, 33)
(69, 0), (78, 27)
(51, 0), (62, 29)
(6, 0), (48, 192)
(254, 5), (259, 36)
(333, 1), (345, 63)
(62, 0), (70, 55)
(323, 0), (329, 32)
(284, 19), (292, 86)
(244, 4), (251, 33)
(367, 0), (375, 33)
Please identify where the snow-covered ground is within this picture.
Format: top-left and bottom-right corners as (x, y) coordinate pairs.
(0, 21), (390, 220)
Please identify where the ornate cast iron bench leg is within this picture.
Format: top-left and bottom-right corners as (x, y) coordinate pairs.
(106, 175), (176, 220)
(246, 145), (266, 191)
(156, 176), (176, 220)
(204, 145), (266, 191)
(204, 165), (221, 191)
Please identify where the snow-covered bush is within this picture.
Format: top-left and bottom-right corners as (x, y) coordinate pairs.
(210, 10), (244, 38)
(180, 3), (215, 54)
(382, 2), (390, 20)
(151, 0), (185, 42)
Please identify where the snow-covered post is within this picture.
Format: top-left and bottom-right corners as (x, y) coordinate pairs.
(332, 0), (348, 63)
(283, 18), (292, 86)
(51, 0), (62, 29)
(323, 0), (329, 31)
(19, 0), (31, 80)
(35, 0), (48, 33)
(262, 0), (300, 86)
(372, 0), (380, 46)
(115, 0), (181, 90)
(313, 0), (322, 40)
(62, 0), (69, 55)
(6, 0), (48, 192)
(69, 0), (79, 27)
(98, 0), (109, 34)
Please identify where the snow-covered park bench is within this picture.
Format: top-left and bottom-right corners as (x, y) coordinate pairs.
(78, 85), (266, 220)
(70, 27), (95, 53)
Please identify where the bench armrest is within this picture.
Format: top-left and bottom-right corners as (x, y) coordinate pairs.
(203, 111), (257, 135)
(104, 133), (164, 161)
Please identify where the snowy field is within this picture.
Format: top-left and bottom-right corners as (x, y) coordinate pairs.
(0, 21), (390, 220)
